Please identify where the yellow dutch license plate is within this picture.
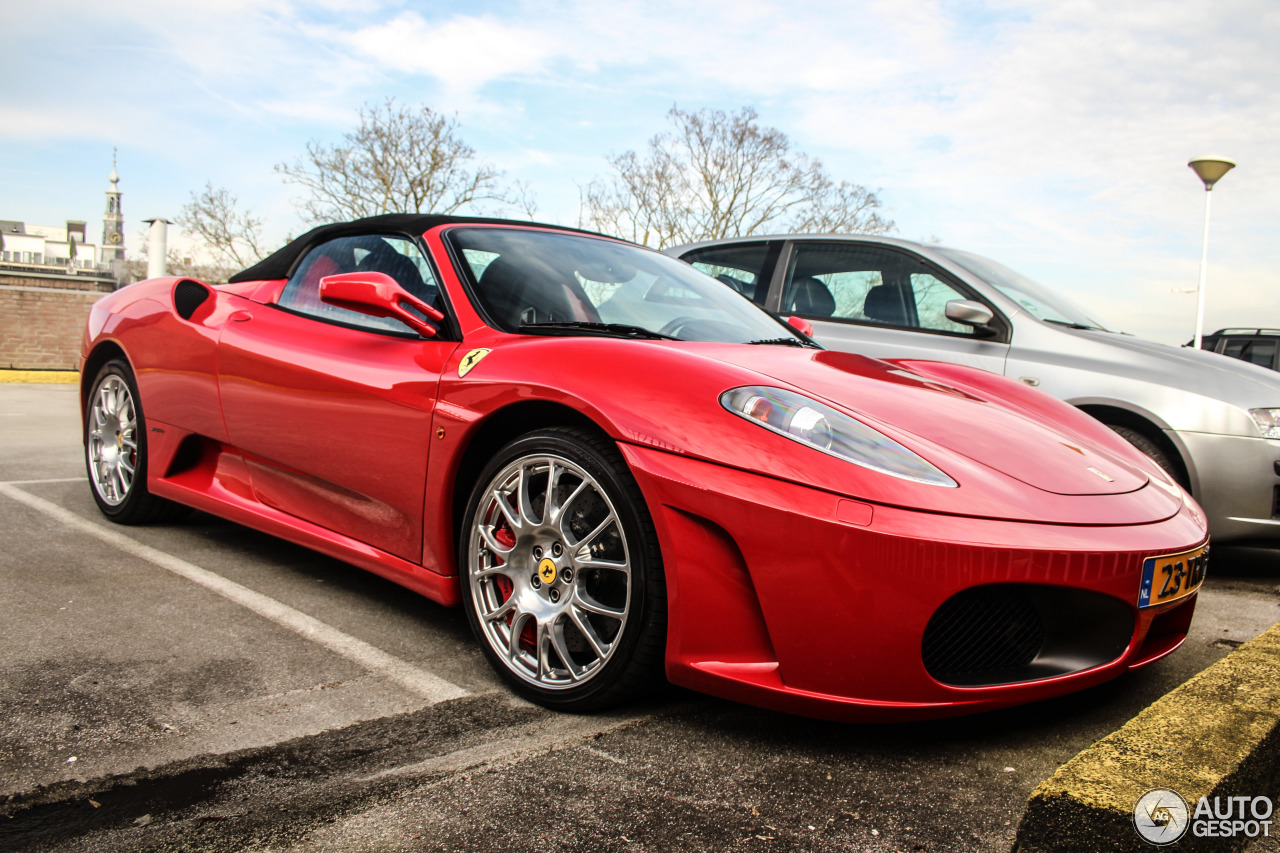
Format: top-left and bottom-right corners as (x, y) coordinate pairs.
(1138, 543), (1208, 608)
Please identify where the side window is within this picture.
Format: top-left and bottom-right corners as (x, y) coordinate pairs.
(1226, 338), (1277, 368)
(278, 234), (441, 334)
(909, 273), (972, 333)
(783, 243), (980, 335)
(678, 242), (778, 305)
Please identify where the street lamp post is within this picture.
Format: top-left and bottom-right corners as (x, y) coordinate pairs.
(1188, 156), (1236, 349)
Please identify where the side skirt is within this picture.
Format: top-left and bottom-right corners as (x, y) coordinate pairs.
(149, 438), (459, 607)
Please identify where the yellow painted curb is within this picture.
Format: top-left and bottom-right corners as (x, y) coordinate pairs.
(1015, 620), (1280, 851)
(0, 370), (80, 384)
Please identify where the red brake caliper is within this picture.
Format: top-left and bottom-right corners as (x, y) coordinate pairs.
(493, 526), (515, 602)
(491, 526), (538, 652)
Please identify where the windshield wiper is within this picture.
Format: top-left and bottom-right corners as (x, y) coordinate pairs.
(519, 321), (678, 340)
(746, 336), (822, 349)
(1043, 318), (1104, 331)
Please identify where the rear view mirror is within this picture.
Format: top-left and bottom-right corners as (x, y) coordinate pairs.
(944, 299), (998, 338)
(319, 272), (444, 338)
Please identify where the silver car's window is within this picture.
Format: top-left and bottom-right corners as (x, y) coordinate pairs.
(782, 243), (978, 335)
(938, 248), (1112, 332)
(447, 228), (796, 343)
(1223, 337), (1278, 369)
(278, 234), (441, 335)
(677, 242), (776, 305)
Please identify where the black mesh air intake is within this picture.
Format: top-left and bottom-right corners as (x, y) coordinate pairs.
(922, 584), (1134, 687)
(922, 586), (1044, 684)
(173, 280), (210, 320)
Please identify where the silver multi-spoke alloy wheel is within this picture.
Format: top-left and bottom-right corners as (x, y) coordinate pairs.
(467, 451), (632, 691)
(84, 359), (186, 525)
(87, 374), (139, 506)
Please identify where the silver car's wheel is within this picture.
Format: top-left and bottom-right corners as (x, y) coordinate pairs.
(1106, 424), (1186, 488)
(461, 427), (665, 710)
(87, 374), (138, 506)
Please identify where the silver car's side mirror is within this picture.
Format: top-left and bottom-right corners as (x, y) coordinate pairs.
(945, 299), (994, 328)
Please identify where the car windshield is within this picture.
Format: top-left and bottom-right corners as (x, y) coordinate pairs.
(447, 227), (801, 344)
(938, 248), (1114, 332)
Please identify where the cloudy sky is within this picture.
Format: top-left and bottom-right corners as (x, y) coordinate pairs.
(2, 0), (1275, 344)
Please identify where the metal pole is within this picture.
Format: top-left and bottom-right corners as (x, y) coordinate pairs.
(1193, 188), (1212, 349)
(144, 218), (169, 280)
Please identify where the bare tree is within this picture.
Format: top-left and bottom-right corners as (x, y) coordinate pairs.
(789, 179), (893, 235)
(505, 179), (540, 221)
(276, 99), (513, 222)
(176, 182), (265, 272)
(580, 106), (893, 248)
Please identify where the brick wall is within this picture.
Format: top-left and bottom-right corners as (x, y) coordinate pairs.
(0, 271), (116, 370)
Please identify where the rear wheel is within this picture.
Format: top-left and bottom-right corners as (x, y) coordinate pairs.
(85, 360), (188, 524)
(459, 427), (665, 711)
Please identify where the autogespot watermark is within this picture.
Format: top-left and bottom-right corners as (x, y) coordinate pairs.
(1133, 788), (1275, 845)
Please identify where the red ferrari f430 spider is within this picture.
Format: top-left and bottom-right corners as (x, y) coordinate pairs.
(80, 215), (1208, 721)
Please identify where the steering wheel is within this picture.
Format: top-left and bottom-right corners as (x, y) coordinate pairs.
(657, 316), (699, 338)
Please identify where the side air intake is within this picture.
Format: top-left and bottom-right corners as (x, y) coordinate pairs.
(173, 280), (210, 320)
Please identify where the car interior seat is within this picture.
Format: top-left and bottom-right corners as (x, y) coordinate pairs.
(477, 255), (600, 329)
(788, 276), (836, 316)
(862, 283), (912, 326)
(715, 273), (754, 299)
(286, 253), (342, 314)
(355, 242), (427, 297)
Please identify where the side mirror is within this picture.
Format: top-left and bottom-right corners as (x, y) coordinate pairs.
(786, 315), (815, 337)
(944, 299), (998, 338)
(319, 272), (444, 338)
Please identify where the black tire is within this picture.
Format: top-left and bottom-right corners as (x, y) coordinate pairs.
(1107, 424), (1181, 484)
(84, 360), (189, 524)
(458, 426), (666, 711)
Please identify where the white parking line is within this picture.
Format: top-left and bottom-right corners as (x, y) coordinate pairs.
(2, 477), (88, 484)
(0, 483), (470, 705)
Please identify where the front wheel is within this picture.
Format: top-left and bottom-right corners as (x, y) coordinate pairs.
(459, 427), (666, 711)
(1106, 424), (1184, 487)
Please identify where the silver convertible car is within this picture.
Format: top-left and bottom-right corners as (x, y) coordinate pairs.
(668, 234), (1280, 545)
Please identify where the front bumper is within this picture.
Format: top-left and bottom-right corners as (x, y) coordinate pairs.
(621, 443), (1208, 722)
(1176, 430), (1280, 543)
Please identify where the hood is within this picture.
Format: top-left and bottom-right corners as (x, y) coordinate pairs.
(1036, 326), (1280, 411)
(452, 334), (1185, 527)
(707, 346), (1150, 497)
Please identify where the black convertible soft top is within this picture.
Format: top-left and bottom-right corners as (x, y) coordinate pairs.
(228, 213), (598, 283)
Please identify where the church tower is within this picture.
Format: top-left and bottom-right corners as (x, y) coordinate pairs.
(102, 149), (125, 267)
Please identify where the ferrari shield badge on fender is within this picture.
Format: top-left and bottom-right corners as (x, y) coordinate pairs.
(458, 348), (492, 377)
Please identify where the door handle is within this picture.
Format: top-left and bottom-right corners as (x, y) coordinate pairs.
(229, 310), (253, 323)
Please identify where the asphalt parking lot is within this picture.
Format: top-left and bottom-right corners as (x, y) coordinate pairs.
(2, 381), (1279, 852)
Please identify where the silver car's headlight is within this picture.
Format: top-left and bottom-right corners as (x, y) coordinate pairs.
(1249, 408), (1280, 439)
(721, 386), (957, 487)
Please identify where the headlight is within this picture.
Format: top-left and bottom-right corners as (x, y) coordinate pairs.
(721, 386), (957, 487)
(1249, 408), (1280, 439)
